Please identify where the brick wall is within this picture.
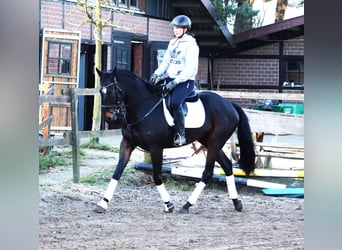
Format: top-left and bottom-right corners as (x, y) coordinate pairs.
(210, 38), (304, 108)
(213, 58), (279, 88)
(148, 18), (174, 41)
(197, 57), (208, 86)
(40, 1), (63, 28)
(284, 36), (304, 55)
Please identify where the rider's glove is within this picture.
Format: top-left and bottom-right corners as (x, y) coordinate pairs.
(165, 79), (178, 91)
(149, 74), (159, 85)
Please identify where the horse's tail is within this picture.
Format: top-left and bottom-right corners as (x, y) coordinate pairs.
(232, 103), (256, 176)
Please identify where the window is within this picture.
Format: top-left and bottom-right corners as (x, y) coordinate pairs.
(47, 42), (72, 75)
(282, 60), (304, 88)
(111, 0), (141, 10)
(116, 48), (129, 70)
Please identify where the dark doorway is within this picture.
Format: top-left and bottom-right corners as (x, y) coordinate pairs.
(79, 43), (107, 131)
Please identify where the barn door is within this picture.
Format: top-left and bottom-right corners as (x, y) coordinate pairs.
(112, 37), (131, 70)
(149, 41), (168, 76)
(39, 28), (81, 137)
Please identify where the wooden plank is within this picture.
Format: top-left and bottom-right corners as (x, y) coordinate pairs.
(201, 90), (304, 101)
(74, 88), (100, 96)
(255, 151), (304, 160)
(39, 95), (71, 105)
(38, 137), (71, 147)
(71, 89), (80, 183)
(49, 102), (71, 108)
(243, 109), (304, 136)
(39, 115), (54, 130)
(63, 129), (120, 141)
(254, 142), (304, 150)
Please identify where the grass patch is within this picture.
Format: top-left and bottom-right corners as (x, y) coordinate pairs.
(80, 163), (148, 187)
(39, 154), (66, 173)
(80, 141), (119, 152)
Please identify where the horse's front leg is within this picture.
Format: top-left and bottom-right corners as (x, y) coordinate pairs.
(150, 148), (175, 213)
(179, 152), (215, 214)
(93, 138), (134, 213)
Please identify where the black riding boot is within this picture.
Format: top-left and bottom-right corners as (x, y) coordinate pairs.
(173, 105), (186, 146)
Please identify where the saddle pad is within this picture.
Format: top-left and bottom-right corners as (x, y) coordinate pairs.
(163, 98), (205, 128)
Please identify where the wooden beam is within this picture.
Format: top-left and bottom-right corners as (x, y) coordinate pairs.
(39, 95), (71, 105)
(201, 90), (304, 101)
(172, 1), (202, 8)
(39, 115), (54, 130)
(200, 0), (234, 46)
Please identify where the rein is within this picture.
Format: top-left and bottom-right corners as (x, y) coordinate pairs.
(127, 97), (163, 127)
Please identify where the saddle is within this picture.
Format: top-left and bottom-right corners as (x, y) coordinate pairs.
(164, 89), (199, 116)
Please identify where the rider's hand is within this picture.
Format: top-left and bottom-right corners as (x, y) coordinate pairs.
(165, 80), (178, 91)
(149, 74), (158, 85)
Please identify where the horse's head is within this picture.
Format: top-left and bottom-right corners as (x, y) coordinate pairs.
(97, 67), (125, 123)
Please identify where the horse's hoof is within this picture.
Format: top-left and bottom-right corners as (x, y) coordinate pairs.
(93, 205), (106, 213)
(178, 207), (189, 214)
(233, 199), (243, 212)
(164, 202), (175, 213)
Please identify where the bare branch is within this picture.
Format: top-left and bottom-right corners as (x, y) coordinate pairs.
(76, 0), (96, 25)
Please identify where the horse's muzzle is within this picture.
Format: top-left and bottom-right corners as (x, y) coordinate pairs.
(103, 110), (117, 121)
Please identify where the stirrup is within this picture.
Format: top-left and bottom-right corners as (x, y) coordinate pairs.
(174, 133), (186, 146)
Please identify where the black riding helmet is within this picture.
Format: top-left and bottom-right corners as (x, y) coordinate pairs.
(170, 15), (192, 31)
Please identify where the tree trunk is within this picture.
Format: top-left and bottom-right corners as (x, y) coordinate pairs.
(91, 0), (103, 144)
(275, 0), (288, 22)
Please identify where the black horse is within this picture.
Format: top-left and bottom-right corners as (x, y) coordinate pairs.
(94, 67), (255, 214)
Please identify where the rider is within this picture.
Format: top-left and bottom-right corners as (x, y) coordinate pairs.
(150, 15), (199, 146)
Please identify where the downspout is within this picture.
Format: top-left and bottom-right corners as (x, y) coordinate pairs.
(62, 0), (65, 29)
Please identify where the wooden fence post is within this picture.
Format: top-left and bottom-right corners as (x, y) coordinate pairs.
(71, 88), (80, 183)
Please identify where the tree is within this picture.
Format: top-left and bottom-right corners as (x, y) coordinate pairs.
(76, 0), (133, 143)
(212, 0), (304, 32)
(264, 0), (304, 23)
(234, 0), (259, 33)
(211, 0), (259, 33)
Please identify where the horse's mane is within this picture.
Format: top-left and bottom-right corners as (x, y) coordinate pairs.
(116, 69), (162, 94)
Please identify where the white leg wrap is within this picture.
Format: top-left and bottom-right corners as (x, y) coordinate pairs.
(226, 175), (238, 199)
(103, 178), (118, 202)
(188, 181), (206, 205)
(156, 184), (170, 203)
(96, 199), (108, 210)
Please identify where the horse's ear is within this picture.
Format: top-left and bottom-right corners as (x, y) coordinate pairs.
(110, 66), (117, 77)
(96, 68), (102, 76)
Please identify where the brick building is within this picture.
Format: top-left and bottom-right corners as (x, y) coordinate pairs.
(39, 0), (304, 130)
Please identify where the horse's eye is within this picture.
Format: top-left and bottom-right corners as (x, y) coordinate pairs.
(101, 87), (107, 95)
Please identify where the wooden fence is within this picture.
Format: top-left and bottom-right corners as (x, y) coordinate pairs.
(39, 87), (114, 183)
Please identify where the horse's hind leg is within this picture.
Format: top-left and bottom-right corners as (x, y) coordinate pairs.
(216, 149), (243, 212)
(94, 138), (134, 213)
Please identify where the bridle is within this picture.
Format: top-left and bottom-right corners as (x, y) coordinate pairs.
(100, 77), (126, 124)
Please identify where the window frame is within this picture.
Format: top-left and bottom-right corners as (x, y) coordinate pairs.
(281, 57), (304, 89)
(111, 0), (141, 10)
(47, 41), (73, 76)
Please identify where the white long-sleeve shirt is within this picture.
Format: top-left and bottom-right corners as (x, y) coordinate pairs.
(154, 34), (199, 83)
